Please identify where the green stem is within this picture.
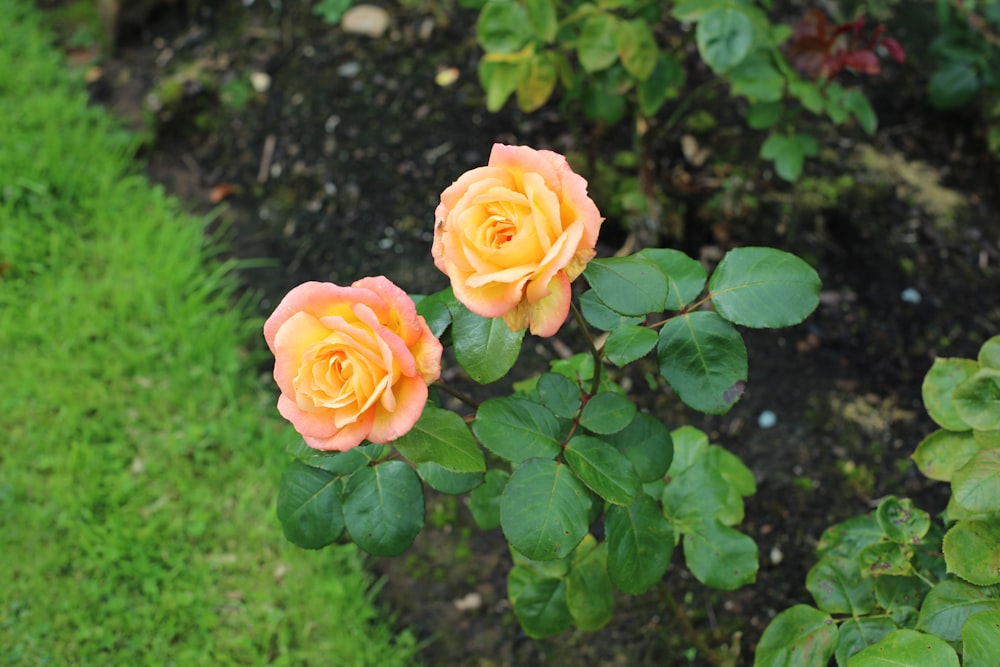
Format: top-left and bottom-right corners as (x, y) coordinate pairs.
(433, 380), (480, 410)
(570, 299), (603, 396)
(659, 583), (722, 665)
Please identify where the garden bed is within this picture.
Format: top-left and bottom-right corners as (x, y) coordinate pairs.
(76, 0), (1000, 663)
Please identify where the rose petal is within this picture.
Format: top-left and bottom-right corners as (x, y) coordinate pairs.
(264, 281), (381, 349)
(271, 311), (330, 398)
(367, 374), (428, 444)
(303, 408), (376, 451)
(527, 272), (572, 337)
(277, 393), (337, 439)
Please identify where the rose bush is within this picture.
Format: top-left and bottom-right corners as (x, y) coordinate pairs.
(263, 276), (442, 451)
(432, 143), (603, 337)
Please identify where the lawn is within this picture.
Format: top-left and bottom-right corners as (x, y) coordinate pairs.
(0, 1), (420, 664)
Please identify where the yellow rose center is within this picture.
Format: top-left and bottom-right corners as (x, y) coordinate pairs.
(295, 339), (381, 413)
(485, 215), (517, 249)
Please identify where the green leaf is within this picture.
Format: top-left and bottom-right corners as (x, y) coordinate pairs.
(616, 19), (658, 81)
(667, 425), (710, 476)
(944, 520), (1000, 586)
(312, 0), (352, 24)
(876, 496), (931, 545)
(606, 495), (674, 595)
(579, 289), (644, 331)
(709, 247), (821, 328)
(516, 51), (559, 112)
(603, 323), (658, 367)
(478, 59), (522, 111)
(286, 441), (368, 475)
(858, 541), (912, 578)
(835, 617), (898, 666)
(469, 469), (509, 530)
(508, 567), (572, 638)
(662, 458), (730, 527)
(954, 369), (1000, 431)
(805, 555), (875, 615)
(415, 461), (483, 494)
(754, 605), (838, 667)
(657, 311), (748, 414)
(672, 0), (731, 22)
(581, 66), (628, 124)
(928, 61), (981, 110)
(342, 461), (424, 556)
(451, 302), (524, 383)
(923, 358), (979, 431)
(912, 429), (984, 481)
(276, 460), (345, 549)
(566, 536), (614, 631)
(683, 518), (758, 590)
(696, 7), (754, 73)
(760, 132), (819, 182)
(962, 610), (1000, 667)
(638, 53), (684, 117)
(708, 445), (756, 496)
(392, 405), (485, 473)
(564, 435), (641, 505)
(842, 88), (877, 135)
(500, 458), (591, 560)
(414, 288), (454, 338)
(473, 396), (562, 462)
(537, 372), (582, 419)
(979, 335), (1000, 369)
(584, 256), (669, 317)
(952, 449), (1000, 513)
(604, 412), (673, 483)
(875, 575), (927, 627)
(580, 392), (637, 435)
(789, 78), (825, 113)
(976, 429), (1000, 448)
(747, 100), (784, 130)
(847, 629), (959, 667)
(524, 0), (557, 43)
(729, 52), (785, 102)
(916, 579), (1000, 642)
(637, 247), (707, 310)
(578, 13), (620, 73)
(477, 0), (532, 53)
(817, 514), (882, 559)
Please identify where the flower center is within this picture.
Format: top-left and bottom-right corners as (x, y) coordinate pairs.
(485, 215), (517, 249)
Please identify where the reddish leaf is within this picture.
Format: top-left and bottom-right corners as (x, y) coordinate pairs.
(210, 183), (237, 203)
(794, 9), (829, 43)
(881, 37), (906, 64)
(843, 50), (880, 74)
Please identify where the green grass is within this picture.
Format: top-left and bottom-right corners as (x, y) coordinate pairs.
(0, 1), (420, 664)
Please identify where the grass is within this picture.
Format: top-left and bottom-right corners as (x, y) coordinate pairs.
(0, 1), (420, 664)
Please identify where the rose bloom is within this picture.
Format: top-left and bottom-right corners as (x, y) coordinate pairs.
(263, 277), (442, 451)
(432, 143), (603, 337)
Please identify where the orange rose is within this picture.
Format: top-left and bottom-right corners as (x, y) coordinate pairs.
(432, 144), (603, 337)
(263, 277), (442, 451)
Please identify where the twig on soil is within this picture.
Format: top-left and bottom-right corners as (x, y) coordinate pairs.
(257, 134), (276, 184)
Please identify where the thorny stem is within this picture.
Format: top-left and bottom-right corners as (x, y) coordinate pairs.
(570, 299), (603, 397)
(434, 379), (480, 410)
(659, 583), (723, 665)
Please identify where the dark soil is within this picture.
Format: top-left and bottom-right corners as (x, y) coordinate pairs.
(73, 0), (1000, 664)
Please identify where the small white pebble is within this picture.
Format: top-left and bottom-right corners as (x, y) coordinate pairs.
(901, 287), (921, 304)
(770, 545), (784, 565)
(758, 410), (777, 429)
(249, 71), (271, 93)
(453, 592), (482, 611)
